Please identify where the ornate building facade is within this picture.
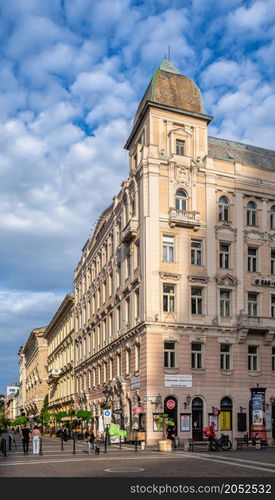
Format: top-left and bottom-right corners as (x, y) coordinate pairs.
(45, 293), (75, 414)
(68, 59), (274, 445)
(23, 327), (48, 417)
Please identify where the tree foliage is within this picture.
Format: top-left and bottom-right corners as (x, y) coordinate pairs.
(153, 413), (174, 440)
(76, 410), (92, 421)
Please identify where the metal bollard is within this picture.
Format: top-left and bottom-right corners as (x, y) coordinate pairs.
(61, 436), (64, 450)
(39, 437), (43, 455)
(73, 434), (76, 454)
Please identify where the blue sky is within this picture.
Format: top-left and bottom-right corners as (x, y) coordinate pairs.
(1, 0), (275, 394)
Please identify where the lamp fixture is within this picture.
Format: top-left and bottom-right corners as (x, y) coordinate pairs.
(184, 394), (191, 409)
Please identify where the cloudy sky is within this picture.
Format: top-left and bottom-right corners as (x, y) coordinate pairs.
(1, 0), (275, 394)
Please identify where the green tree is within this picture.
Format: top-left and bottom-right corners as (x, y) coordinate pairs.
(55, 411), (69, 423)
(153, 414), (174, 440)
(76, 410), (92, 421)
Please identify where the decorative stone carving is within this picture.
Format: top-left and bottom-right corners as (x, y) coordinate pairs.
(244, 229), (273, 242)
(188, 275), (209, 283)
(216, 274), (238, 287)
(215, 223), (237, 237)
(160, 272), (181, 281)
(175, 166), (190, 187)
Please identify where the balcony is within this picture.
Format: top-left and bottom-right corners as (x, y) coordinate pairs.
(236, 315), (275, 344)
(121, 219), (138, 243)
(48, 369), (61, 380)
(237, 315), (275, 330)
(169, 208), (200, 229)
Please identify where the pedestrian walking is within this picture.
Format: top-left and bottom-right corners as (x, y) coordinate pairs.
(62, 426), (68, 442)
(31, 425), (41, 455)
(8, 428), (17, 449)
(20, 425), (31, 454)
(86, 430), (95, 454)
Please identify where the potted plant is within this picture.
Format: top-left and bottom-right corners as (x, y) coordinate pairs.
(153, 413), (175, 452)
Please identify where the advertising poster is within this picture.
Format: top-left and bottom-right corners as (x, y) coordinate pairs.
(252, 409), (263, 426)
(219, 411), (231, 431)
(250, 387), (267, 439)
(180, 414), (190, 432)
(208, 414), (218, 431)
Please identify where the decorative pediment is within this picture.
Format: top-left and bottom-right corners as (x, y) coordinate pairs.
(216, 274), (238, 287)
(244, 229), (274, 242)
(160, 272), (181, 281)
(215, 223), (237, 237)
(168, 127), (192, 138)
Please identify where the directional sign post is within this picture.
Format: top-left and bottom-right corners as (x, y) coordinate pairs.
(103, 409), (112, 424)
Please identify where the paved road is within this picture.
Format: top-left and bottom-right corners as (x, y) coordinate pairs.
(1, 434), (275, 477)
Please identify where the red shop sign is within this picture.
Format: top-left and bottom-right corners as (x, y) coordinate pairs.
(133, 406), (144, 414)
(166, 399), (176, 410)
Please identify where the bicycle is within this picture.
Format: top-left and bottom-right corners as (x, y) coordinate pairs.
(210, 434), (232, 452)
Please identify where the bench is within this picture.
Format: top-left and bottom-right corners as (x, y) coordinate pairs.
(188, 439), (209, 451)
(235, 438), (267, 451)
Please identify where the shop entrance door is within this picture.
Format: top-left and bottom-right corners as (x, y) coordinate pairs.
(192, 397), (203, 440)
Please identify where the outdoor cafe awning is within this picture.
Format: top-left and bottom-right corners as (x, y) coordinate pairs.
(61, 417), (82, 421)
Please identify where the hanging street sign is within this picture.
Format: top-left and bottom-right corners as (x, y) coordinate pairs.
(113, 409), (123, 414)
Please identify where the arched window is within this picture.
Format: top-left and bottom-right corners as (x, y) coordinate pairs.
(175, 189), (187, 211)
(270, 206), (275, 229)
(247, 201), (257, 226)
(218, 196), (229, 222)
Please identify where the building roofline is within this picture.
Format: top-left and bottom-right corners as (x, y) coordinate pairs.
(44, 293), (74, 338)
(125, 100), (213, 150)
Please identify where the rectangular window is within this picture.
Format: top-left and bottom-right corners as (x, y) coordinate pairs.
(220, 290), (231, 317)
(191, 343), (202, 369)
(125, 297), (130, 326)
(103, 362), (107, 383)
(176, 139), (185, 156)
(164, 341), (176, 368)
(117, 354), (122, 377)
(271, 295), (275, 318)
(135, 289), (140, 319)
(109, 358), (113, 380)
(191, 287), (203, 315)
(135, 344), (140, 371)
(272, 346), (275, 372)
(93, 368), (96, 387)
(271, 250), (275, 275)
(220, 344), (231, 370)
(162, 235), (175, 262)
(126, 252), (131, 279)
(191, 239), (202, 266)
(248, 292), (258, 316)
(97, 365), (101, 385)
(248, 345), (258, 371)
(248, 247), (257, 272)
(163, 284), (175, 313)
(126, 349), (131, 374)
(109, 272), (113, 297)
(117, 306), (121, 333)
(219, 243), (230, 269)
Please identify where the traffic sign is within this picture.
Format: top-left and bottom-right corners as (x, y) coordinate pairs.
(166, 399), (176, 410)
(103, 409), (112, 424)
(133, 407), (144, 414)
(113, 409), (123, 414)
